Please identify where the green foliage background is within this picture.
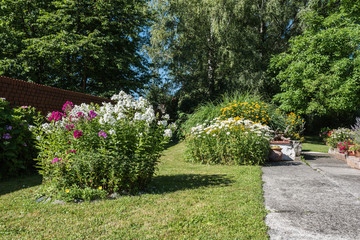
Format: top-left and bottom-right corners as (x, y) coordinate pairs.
(0, 0), (151, 97)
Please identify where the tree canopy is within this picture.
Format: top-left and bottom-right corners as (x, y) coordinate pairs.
(0, 0), (151, 97)
(270, 0), (360, 118)
(147, 0), (307, 112)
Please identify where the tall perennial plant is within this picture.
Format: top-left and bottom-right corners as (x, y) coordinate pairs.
(33, 91), (176, 200)
(185, 117), (272, 165)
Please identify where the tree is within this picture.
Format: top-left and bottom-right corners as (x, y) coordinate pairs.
(0, 0), (151, 97)
(147, 0), (307, 112)
(269, 0), (360, 121)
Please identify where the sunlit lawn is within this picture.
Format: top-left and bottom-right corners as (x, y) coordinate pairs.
(0, 142), (268, 239)
(302, 135), (329, 153)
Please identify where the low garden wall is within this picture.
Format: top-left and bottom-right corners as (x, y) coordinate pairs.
(0, 75), (113, 115)
(328, 147), (360, 170)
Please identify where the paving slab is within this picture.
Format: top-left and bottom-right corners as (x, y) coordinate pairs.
(262, 153), (360, 240)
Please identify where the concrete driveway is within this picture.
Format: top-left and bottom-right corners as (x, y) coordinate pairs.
(262, 152), (360, 240)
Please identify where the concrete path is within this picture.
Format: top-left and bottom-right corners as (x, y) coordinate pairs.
(262, 152), (360, 240)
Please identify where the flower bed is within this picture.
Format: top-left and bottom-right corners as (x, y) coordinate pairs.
(32, 91), (176, 201)
(185, 117), (272, 165)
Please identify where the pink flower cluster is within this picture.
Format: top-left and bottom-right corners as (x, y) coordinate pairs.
(98, 130), (107, 138)
(66, 124), (75, 131)
(51, 157), (62, 163)
(73, 130), (83, 139)
(66, 149), (77, 154)
(49, 111), (65, 122)
(88, 110), (97, 120)
(62, 101), (74, 112)
(338, 140), (352, 154)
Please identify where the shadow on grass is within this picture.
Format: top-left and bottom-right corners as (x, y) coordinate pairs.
(148, 174), (234, 194)
(0, 174), (42, 196)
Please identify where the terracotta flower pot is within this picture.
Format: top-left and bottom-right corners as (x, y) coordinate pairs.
(355, 150), (360, 158)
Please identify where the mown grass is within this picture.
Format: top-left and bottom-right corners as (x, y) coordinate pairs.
(0, 142), (268, 239)
(302, 135), (329, 153)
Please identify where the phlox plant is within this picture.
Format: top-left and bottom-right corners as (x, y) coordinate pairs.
(33, 91), (176, 201)
(185, 117), (272, 165)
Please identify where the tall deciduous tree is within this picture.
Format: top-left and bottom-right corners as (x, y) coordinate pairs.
(0, 0), (151, 97)
(147, 0), (307, 112)
(270, 0), (360, 121)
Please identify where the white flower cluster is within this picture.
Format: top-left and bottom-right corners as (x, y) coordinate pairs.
(190, 117), (273, 139)
(99, 91), (156, 125)
(329, 128), (353, 141)
(36, 91), (176, 139)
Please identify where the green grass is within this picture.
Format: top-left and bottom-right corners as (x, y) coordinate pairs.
(302, 135), (329, 153)
(0, 142), (268, 239)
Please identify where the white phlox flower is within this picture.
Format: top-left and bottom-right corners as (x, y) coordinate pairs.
(164, 129), (172, 138)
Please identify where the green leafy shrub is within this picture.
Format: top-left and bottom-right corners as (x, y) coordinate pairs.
(33, 92), (176, 201)
(185, 117), (272, 165)
(0, 98), (43, 179)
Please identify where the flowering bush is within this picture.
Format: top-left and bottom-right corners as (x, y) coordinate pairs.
(185, 117), (272, 165)
(33, 91), (176, 201)
(220, 101), (271, 125)
(326, 128), (353, 148)
(319, 127), (331, 142)
(338, 139), (353, 154)
(284, 112), (305, 140)
(219, 101), (304, 140)
(0, 98), (43, 179)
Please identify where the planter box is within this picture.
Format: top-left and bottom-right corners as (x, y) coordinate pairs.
(346, 156), (360, 169)
(328, 147), (360, 170)
(269, 141), (302, 161)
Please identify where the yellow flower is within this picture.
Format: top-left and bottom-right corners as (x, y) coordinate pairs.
(65, 189), (70, 193)
(98, 186), (102, 190)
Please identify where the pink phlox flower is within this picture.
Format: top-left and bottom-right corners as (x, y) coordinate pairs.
(48, 111), (65, 122)
(68, 140), (71, 144)
(70, 149), (76, 153)
(77, 112), (85, 118)
(73, 130), (83, 139)
(62, 101), (74, 112)
(66, 124), (75, 131)
(51, 157), (62, 164)
(88, 110), (98, 119)
(98, 130), (107, 138)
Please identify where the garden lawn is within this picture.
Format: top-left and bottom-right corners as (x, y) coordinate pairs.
(0, 142), (268, 239)
(302, 136), (329, 153)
